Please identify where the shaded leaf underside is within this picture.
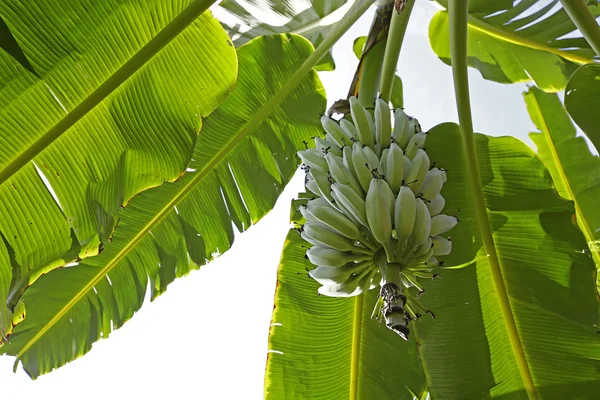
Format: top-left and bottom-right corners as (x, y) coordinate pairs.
(429, 0), (600, 92)
(1, 34), (327, 379)
(266, 123), (600, 399)
(0, 0), (237, 338)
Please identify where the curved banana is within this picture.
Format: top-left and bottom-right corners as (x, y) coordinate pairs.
(393, 108), (413, 148)
(380, 147), (390, 177)
(314, 137), (342, 157)
(409, 198), (431, 248)
(302, 203), (361, 240)
(306, 246), (371, 267)
(302, 221), (368, 253)
(375, 98), (391, 149)
(351, 142), (373, 192)
(325, 152), (363, 196)
(340, 119), (359, 142)
(321, 116), (347, 147)
(404, 132), (427, 160)
(385, 142), (404, 194)
(431, 235), (452, 256)
(298, 148), (328, 172)
(426, 194), (445, 216)
(366, 178), (394, 260)
(430, 214), (458, 236)
(406, 149), (430, 193)
(309, 262), (370, 286)
(309, 169), (334, 204)
(318, 265), (376, 297)
(362, 145), (382, 176)
(349, 96), (374, 147)
(419, 168), (444, 201)
(331, 182), (369, 227)
(394, 186), (416, 254)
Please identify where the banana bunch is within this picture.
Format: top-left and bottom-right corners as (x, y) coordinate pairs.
(296, 96), (458, 339)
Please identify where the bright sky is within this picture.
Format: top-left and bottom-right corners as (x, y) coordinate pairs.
(1, 1), (542, 398)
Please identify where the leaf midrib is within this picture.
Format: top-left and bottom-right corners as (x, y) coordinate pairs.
(14, 0), (378, 364)
(0, 0), (216, 187)
(528, 94), (600, 280)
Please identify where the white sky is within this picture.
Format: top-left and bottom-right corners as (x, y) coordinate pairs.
(1, 1), (543, 398)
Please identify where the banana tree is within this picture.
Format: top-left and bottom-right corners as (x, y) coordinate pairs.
(2, 0), (600, 399)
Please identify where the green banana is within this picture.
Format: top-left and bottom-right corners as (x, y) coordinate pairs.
(426, 194), (445, 216)
(409, 117), (422, 134)
(362, 145), (382, 176)
(380, 147), (390, 177)
(349, 96), (374, 147)
(317, 265), (376, 297)
(403, 154), (411, 181)
(430, 214), (458, 236)
(309, 169), (334, 203)
(340, 119), (359, 142)
(302, 221), (369, 253)
(404, 132), (427, 160)
(351, 142), (373, 192)
(418, 167), (444, 201)
(314, 137), (342, 157)
(298, 148), (328, 172)
(309, 262), (370, 286)
(306, 246), (371, 267)
(431, 236), (452, 256)
(385, 142), (404, 194)
(366, 178), (394, 261)
(325, 152), (363, 196)
(321, 116), (348, 147)
(375, 98), (391, 149)
(406, 149), (430, 193)
(301, 203), (361, 240)
(409, 198), (431, 248)
(394, 186), (416, 254)
(393, 108), (413, 148)
(331, 182), (368, 228)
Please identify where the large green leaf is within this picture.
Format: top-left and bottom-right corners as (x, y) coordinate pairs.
(266, 123), (600, 398)
(0, 0), (237, 340)
(217, 0), (349, 71)
(1, 34), (326, 379)
(564, 63), (600, 151)
(525, 86), (600, 289)
(429, 0), (600, 92)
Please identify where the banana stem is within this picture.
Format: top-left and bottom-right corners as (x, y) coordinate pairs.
(378, 0), (416, 102)
(358, 40), (387, 106)
(560, 0), (600, 57)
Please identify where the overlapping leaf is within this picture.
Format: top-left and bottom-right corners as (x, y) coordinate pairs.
(266, 123), (600, 398)
(525, 86), (600, 289)
(218, 0), (348, 70)
(429, 0), (600, 91)
(1, 34), (326, 379)
(0, 0), (237, 340)
(565, 63), (600, 151)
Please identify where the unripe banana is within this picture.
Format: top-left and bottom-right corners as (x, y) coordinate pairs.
(362, 145), (382, 176)
(393, 108), (413, 148)
(366, 179), (394, 259)
(385, 142), (404, 194)
(303, 221), (363, 253)
(349, 96), (374, 147)
(419, 168), (444, 201)
(440, 169), (447, 183)
(309, 262), (368, 286)
(375, 98), (391, 149)
(380, 147), (390, 177)
(351, 142), (373, 192)
(394, 186), (416, 253)
(431, 236), (452, 256)
(318, 265), (375, 297)
(331, 191), (362, 227)
(409, 198), (431, 248)
(404, 132), (427, 160)
(410, 245), (434, 264)
(409, 117), (422, 134)
(426, 256), (439, 266)
(426, 194), (445, 216)
(340, 119), (359, 142)
(414, 237), (433, 258)
(430, 214), (458, 236)
(342, 145), (357, 179)
(298, 148), (328, 172)
(305, 173), (320, 197)
(309, 169), (334, 203)
(331, 183), (368, 228)
(315, 137), (342, 157)
(406, 149), (430, 193)
(403, 155), (411, 181)
(321, 116), (348, 147)
(302, 203), (361, 240)
(306, 246), (371, 267)
(325, 152), (363, 196)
